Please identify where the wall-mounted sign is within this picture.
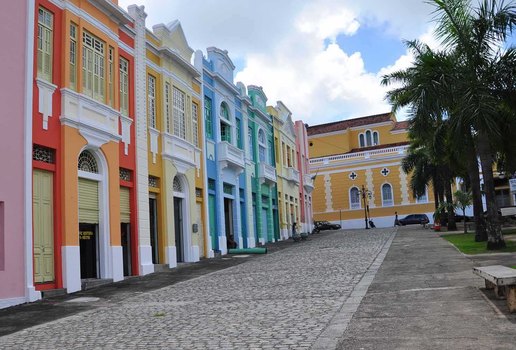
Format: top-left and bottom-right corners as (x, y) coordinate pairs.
(509, 178), (516, 192)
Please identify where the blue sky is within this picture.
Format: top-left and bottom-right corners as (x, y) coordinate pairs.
(119, 0), (438, 125)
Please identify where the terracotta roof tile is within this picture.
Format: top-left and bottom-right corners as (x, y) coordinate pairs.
(307, 112), (393, 136)
(391, 120), (409, 131)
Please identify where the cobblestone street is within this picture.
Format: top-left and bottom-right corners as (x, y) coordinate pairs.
(0, 229), (394, 349)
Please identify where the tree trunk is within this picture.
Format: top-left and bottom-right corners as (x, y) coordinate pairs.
(445, 179), (457, 231)
(467, 149), (487, 241)
(462, 209), (467, 234)
(477, 132), (505, 249)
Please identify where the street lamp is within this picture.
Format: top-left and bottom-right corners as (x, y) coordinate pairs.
(359, 185), (372, 229)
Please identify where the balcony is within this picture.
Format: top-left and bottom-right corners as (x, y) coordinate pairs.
(162, 133), (198, 173)
(303, 174), (314, 193)
(218, 141), (245, 173)
(258, 163), (277, 184)
(286, 167), (300, 184)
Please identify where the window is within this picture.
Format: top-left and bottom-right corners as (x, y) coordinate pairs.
(359, 134), (365, 148)
(220, 103), (229, 120)
(173, 87), (186, 139)
(69, 23), (77, 90)
(350, 187), (361, 209)
(78, 151), (99, 173)
(37, 7), (53, 81)
(108, 46), (114, 107)
(147, 75), (156, 128)
(416, 187), (428, 203)
(365, 130), (372, 147)
(192, 102), (199, 147)
(382, 183), (394, 206)
(221, 122), (231, 142)
(204, 96), (213, 140)
(164, 83), (171, 132)
(258, 129), (266, 162)
(82, 31), (105, 102)
(373, 131), (379, 145)
(287, 146), (292, 167)
(236, 118), (242, 149)
(119, 58), (129, 116)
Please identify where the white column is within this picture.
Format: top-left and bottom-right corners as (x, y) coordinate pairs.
(128, 5), (154, 275)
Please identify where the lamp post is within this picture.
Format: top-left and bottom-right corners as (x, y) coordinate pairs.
(360, 185), (372, 229)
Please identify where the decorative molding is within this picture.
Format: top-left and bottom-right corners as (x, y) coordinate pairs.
(119, 114), (132, 155)
(399, 166), (410, 205)
(365, 168), (376, 208)
(145, 59), (200, 98)
(60, 89), (121, 147)
(162, 132), (197, 174)
(149, 127), (159, 163)
(49, 0), (134, 53)
(324, 174), (333, 212)
(36, 78), (57, 130)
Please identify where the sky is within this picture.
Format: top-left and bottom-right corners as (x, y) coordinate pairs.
(118, 0), (439, 125)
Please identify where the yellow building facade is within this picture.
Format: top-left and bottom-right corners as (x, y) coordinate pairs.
(269, 102), (301, 239)
(308, 113), (435, 228)
(144, 21), (206, 268)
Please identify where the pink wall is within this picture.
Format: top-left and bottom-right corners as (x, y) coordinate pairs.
(0, 0), (29, 303)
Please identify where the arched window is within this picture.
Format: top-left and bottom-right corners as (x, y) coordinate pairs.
(78, 150), (98, 173)
(173, 176), (182, 192)
(350, 187), (361, 209)
(359, 134), (365, 148)
(365, 130), (372, 146)
(258, 129), (266, 162)
(373, 131), (379, 145)
(220, 102), (229, 120)
(382, 183), (393, 206)
(220, 102), (231, 142)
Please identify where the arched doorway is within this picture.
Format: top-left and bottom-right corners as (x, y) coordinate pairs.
(77, 150), (107, 279)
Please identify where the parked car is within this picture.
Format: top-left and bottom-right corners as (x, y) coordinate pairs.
(314, 221), (341, 231)
(398, 214), (429, 226)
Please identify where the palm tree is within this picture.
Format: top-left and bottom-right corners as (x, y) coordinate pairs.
(454, 190), (473, 233)
(384, 0), (516, 249)
(430, 0), (516, 249)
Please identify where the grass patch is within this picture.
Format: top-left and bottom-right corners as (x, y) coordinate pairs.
(442, 233), (516, 254)
(153, 312), (166, 317)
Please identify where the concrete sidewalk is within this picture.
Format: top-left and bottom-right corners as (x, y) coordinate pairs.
(338, 226), (516, 349)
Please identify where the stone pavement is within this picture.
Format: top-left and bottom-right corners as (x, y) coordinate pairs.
(0, 228), (394, 349)
(338, 226), (516, 350)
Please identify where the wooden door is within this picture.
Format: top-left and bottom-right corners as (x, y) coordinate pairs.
(33, 169), (54, 283)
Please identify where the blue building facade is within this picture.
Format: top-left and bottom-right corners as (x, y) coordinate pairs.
(194, 47), (247, 254)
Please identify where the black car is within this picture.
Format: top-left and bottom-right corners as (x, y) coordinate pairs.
(314, 221), (341, 231)
(398, 214), (429, 226)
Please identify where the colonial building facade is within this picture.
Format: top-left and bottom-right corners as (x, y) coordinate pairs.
(269, 102), (301, 239)
(195, 47), (247, 255)
(246, 86), (279, 244)
(140, 19), (205, 268)
(32, 0), (138, 295)
(307, 113), (435, 228)
(295, 121), (314, 233)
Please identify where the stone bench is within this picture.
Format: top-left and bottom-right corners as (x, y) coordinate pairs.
(473, 265), (516, 312)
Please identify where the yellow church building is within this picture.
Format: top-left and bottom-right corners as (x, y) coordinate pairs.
(307, 112), (435, 228)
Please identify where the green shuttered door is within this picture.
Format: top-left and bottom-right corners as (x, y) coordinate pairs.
(78, 178), (99, 224)
(120, 187), (131, 223)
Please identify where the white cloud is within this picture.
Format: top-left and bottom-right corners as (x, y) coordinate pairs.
(119, 0), (437, 124)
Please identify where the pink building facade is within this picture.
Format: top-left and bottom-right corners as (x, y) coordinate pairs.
(295, 121), (314, 233)
(0, 0), (40, 308)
